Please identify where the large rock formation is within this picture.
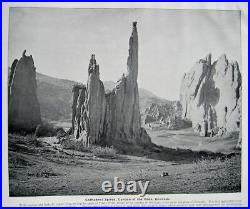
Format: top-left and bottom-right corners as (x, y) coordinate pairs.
(73, 22), (151, 147)
(9, 50), (41, 132)
(180, 54), (241, 137)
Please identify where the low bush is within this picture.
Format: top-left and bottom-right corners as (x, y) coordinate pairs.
(91, 146), (117, 159)
(61, 138), (84, 151)
(34, 123), (60, 137)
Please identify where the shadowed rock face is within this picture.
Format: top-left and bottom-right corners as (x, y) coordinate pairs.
(8, 59), (18, 99)
(73, 22), (151, 146)
(180, 54), (241, 137)
(9, 50), (41, 132)
(71, 84), (86, 139)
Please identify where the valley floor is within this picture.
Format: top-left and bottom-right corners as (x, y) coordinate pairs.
(9, 129), (241, 196)
(148, 127), (239, 154)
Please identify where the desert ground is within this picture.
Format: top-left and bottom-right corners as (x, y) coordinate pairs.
(9, 123), (241, 196)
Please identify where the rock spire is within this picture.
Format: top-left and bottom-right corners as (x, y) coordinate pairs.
(72, 22), (151, 147)
(9, 50), (41, 132)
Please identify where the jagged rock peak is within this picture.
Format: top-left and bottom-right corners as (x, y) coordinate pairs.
(22, 49), (26, 57)
(219, 53), (228, 61)
(88, 54), (99, 75)
(198, 53), (212, 66)
(217, 53), (229, 66)
(205, 53), (212, 66)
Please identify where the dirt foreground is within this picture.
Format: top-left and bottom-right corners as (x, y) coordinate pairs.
(9, 134), (241, 196)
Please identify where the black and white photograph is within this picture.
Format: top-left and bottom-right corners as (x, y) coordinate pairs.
(2, 2), (248, 207)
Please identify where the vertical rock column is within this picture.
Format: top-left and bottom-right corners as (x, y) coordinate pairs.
(105, 22), (150, 145)
(85, 55), (106, 145)
(9, 50), (41, 132)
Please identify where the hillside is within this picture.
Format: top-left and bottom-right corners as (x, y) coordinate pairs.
(36, 73), (169, 122)
(36, 73), (76, 121)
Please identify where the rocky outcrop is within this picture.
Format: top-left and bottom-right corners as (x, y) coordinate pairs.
(180, 54), (241, 137)
(73, 22), (151, 147)
(143, 102), (191, 130)
(9, 50), (41, 132)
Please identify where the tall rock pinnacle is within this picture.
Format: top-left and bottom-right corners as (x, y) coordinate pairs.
(72, 22), (151, 147)
(85, 55), (106, 145)
(127, 21), (138, 83)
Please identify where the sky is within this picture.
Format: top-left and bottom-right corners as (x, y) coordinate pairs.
(8, 8), (241, 100)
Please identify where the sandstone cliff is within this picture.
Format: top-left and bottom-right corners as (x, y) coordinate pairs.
(73, 22), (151, 147)
(180, 54), (241, 137)
(9, 50), (41, 132)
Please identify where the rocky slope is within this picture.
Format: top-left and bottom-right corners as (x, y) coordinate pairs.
(142, 101), (191, 130)
(139, 89), (170, 112)
(72, 22), (151, 147)
(180, 54), (241, 137)
(8, 50), (41, 132)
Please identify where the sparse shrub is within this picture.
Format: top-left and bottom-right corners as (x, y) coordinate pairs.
(34, 123), (58, 137)
(194, 157), (220, 172)
(28, 163), (57, 178)
(91, 146), (117, 158)
(127, 169), (150, 182)
(26, 134), (41, 147)
(193, 154), (238, 172)
(56, 127), (68, 139)
(9, 154), (34, 168)
(61, 138), (84, 151)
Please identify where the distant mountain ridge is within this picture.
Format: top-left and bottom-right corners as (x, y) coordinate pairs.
(36, 72), (170, 121)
